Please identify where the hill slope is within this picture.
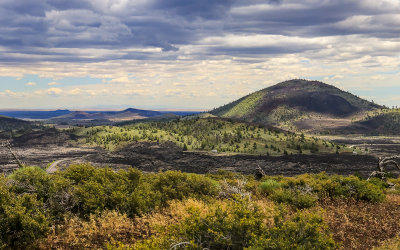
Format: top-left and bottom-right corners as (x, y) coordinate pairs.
(333, 109), (400, 135)
(0, 116), (33, 131)
(211, 79), (382, 132)
(74, 117), (357, 155)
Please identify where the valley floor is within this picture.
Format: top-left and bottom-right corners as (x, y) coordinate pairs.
(1, 136), (399, 178)
(320, 135), (400, 157)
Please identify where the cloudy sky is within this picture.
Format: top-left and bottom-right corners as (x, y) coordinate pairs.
(0, 0), (399, 110)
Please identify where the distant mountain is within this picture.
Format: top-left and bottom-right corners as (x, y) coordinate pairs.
(113, 108), (163, 119)
(117, 113), (181, 126)
(57, 111), (92, 120)
(0, 116), (33, 131)
(52, 108), (163, 121)
(0, 109), (72, 119)
(211, 79), (382, 132)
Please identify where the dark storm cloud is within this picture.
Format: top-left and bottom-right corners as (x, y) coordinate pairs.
(47, 0), (91, 10)
(229, 0), (400, 37)
(1, 0), (48, 16)
(209, 44), (323, 55)
(152, 0), (236, 20)
(0, 0), (398, 63)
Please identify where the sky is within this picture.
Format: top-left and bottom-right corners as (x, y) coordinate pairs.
(0, 0), (399, 110)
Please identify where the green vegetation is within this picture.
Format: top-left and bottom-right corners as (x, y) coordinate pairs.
(261, 173), (386, 209)
(72, 117), (355, 155)
(0, 173), (48, 248)
(134, 198), (336, 250)
(356, 108), (400, 135)
(0, 164), (397, 249)
(259, 179), (281, 195)
(211, 79), (381, 131)
(219, 90), (265, 118)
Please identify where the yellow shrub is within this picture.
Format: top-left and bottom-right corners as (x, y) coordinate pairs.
(40, 211), (148, 249)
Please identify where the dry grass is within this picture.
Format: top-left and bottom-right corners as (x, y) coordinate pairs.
(322, 194), (400, 249)
(39, 195), (400, 249)
(151, 198), (276, 229)
(39, 211), (152, 249)
(39, 198), (277, 249)
(373, 235), (400, 249)
(39, 200), (211, 249)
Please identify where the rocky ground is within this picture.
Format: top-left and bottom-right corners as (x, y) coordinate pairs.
(1, 129), (399, 177)
(2, 139), (398, 178)
(91, 142), (383, 177)
(322, 135), (400, 158)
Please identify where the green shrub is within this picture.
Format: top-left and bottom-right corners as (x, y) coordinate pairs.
(8, 167), (76, 221)
(135, 197), (266, 249)
(176, 198), (265, 249)
(260, 179), (281, 195)
(61, 165), (142, 218)
(62, 163), (96, 184)
(60, 166), (218, 218)
(9, 166), (52, 201)
(249, 210), (337, 249)
(338, 176), (385, 202)
(122, 168), (142, 192)
(271, 189), (318, 209)
(46, 174), (75, 221)
(0, 176), (48, 248)
(269, 173), (386, 203)
(152, 171), (219, 205)
(309, 174), (386, 202)
(125, 180), (162, 216)
(134, 197), (336, 250)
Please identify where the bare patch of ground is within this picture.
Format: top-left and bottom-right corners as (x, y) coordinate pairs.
(320, 135), (400, 158)
(294, 116), (357, 133)
(86, 142), (384, 178)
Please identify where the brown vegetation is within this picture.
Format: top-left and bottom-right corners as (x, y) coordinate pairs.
(40, 211), (152, 249)
(322, 195), (400, 249)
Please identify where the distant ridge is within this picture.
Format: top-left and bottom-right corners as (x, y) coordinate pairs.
(0, 109), (72, 119)
(52, 108), (163, 121)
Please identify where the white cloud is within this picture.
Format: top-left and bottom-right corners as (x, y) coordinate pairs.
(45, 88), (63, 96)
(121, 89), (151, 95)
(109, 76), (131, 83)
(48, 81), (60, 86)
(26, 82), (37, 86)
(3, 90), (17, 96)
(165, 88), (184, 97)
(68, 88), (83, 95)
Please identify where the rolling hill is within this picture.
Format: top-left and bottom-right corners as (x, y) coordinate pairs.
(211, 79), (382, 133)
(0, 116), (34, 132)
(332, 109), (400, 135)
(75, 117), (357, 155)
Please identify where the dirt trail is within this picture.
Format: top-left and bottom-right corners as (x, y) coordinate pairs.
(46, 159), (66, 173)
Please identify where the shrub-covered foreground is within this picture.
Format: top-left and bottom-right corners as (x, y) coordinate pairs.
(0, 165), (399, 249)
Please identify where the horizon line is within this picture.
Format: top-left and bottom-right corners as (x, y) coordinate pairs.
(0, 108), (208, 112)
